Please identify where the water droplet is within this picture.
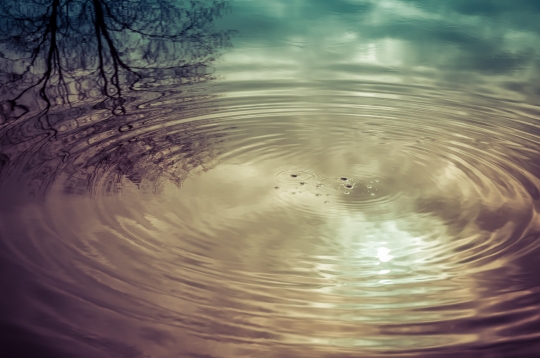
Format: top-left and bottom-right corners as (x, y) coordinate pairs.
(291, 174), (298, 178)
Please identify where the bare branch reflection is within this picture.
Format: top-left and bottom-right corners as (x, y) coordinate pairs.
(0, 0), (234, 195)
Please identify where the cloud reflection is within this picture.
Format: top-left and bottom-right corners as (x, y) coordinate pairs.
(1, 1), (540, 356)
(220, 0), (540, 101)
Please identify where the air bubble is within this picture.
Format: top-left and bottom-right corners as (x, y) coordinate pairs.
(291, 174), (298, 178)
(274, 186), (279, 189)
(367, 185), (372, 189)
(346, 185), (352, 189)
(340, 177), (348, 181)
(300, 182), (305, 185)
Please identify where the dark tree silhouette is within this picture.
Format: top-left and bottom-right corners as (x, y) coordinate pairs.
(0, 0), (234, 195)
(0, 0), (232, 120)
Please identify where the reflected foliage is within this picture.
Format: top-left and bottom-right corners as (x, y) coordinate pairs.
(0, 0), (233, 194)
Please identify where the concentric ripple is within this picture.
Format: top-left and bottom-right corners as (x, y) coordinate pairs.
(1, 79), (540, 357)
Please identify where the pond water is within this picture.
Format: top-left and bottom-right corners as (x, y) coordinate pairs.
(1, 1), (540, 357)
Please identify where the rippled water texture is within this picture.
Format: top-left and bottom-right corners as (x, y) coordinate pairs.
(2, 1), (540, 357)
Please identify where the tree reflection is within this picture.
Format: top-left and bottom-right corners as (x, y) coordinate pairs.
(0, 0), (233, 194)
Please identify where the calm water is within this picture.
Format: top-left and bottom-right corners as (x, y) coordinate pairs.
(1, 1), (540, 357)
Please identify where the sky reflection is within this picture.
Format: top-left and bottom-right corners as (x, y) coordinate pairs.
(1, 0), (540, 357)
(217, 0), (540, 103)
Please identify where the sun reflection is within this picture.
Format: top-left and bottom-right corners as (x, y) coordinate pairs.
(377, 247), (393, 263)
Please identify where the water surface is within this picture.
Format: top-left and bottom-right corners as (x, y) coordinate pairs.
(1, 0), (540, 357)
